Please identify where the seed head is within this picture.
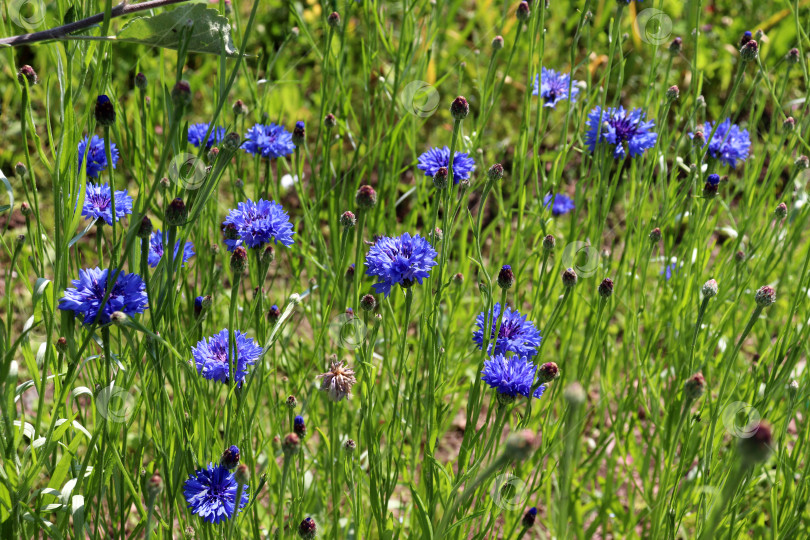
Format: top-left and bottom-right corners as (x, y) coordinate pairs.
(165, 198), (187, 226)
(755, 285), (776, 308)
(522, 507), (537, 528)
(783, 116), (795, 134)
(343, 439), (357, 453)
(318, 359), (357, 402)
(146, 472), (164, 499)
(356, 185), (377, 210)
(110, 311), (127, 325)
(221, 445), (241, 470)
(787, 48), (800, 65)
(230, 246), (249, 274)
(327, 11), (341, 27)
(738, 421), (773, 465)
(796, 155), (810, 170)
(433, 167), (449, 189)
(234, 464), (250, 485)
(292, 121), (306, 146)
(293, 415), (307, 439)
(684, 372), (705, 401)
(137, 216), (153, 239)
(17, 65), (38, 86)
(232, 99), (248, 116)
(562, 267), (578, 288)
(701, 279), (718, 298)
(340, 210), (357, 229)
(260, 245), (276, 266)
(492, 35), (505, 50)
(267, 304), (282, 324)
(788, 380), (799, 398)
(360, 294), (377, 312)
(324, 113), (337, 128)
(775, 202), (788, 219)
(537, 362), (560, 383)
(94, 95), (116, 127)
(298, 517), (317, 539)
(450, 96), (470, 120)
(649, 227), (662, 243)
(171, 80), (192, 109)
(282, 433), (301, 456)
(598, 278), (614, 298)
(286, 395), (297, 410)
(516, 1), (530, 21)
(666, 85), (679, 101)
(740, 40), (759, 62)
(669, 37), (682, 54)
(497, 265), (515, 290)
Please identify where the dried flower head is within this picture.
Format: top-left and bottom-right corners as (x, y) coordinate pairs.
(317, 359), (357, 402)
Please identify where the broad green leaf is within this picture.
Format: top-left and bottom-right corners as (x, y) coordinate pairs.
(116, 4), (238, 56)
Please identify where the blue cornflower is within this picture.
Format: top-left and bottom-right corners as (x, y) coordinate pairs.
(241, 123), (296, 159)
(532, 68), (580, 108)
(417, 146), (476, 184)
(188, 123), (227, 149)
(148, 230), (196, 268)
(661, 262), (682, 281)
(81, 182), (133, 225)
(78, 135), (119, 178)
(690, 119), (751, 168)
(191, 329), (263, 386)
(707, 174), (721, 186)
(473, 303), (542, 359)
(58, 267), (148, 325)
(364, 233), (438, 297)
(222, 199), (295, 251)
(585, 106), (658, 159)
(481, 353), (546, 399)
(543, 193), (576, 216)
(183, 463), (249, 524)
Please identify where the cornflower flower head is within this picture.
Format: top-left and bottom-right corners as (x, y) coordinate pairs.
(689, 119), (751, 168)
(318, 359), (357, 401)
(81, 182), (133, 225)
(543, 193), (575, 216)
(222, 199), (295, 251)
(481, 353), (546, 401)
(585, 106), (657, 159)
(78, 135), (119, 178)
(472, 303), (542, 359)
(532, 68), (580, 108)
(417, 146), (476, 184)
(59, 267), (148, 325)
(364, 232), (438, 297)
(191, 329), (263, 386)
(188, 123), (227, 149)
(241, 123), (295, 159)
(148, 230), (196, 268)
(183, 463), (249, 524)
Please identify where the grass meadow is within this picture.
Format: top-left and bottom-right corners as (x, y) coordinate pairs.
(1, 0), (810, 538)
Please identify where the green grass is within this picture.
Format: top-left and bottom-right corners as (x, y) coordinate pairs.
(1, 0), (810, 538)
